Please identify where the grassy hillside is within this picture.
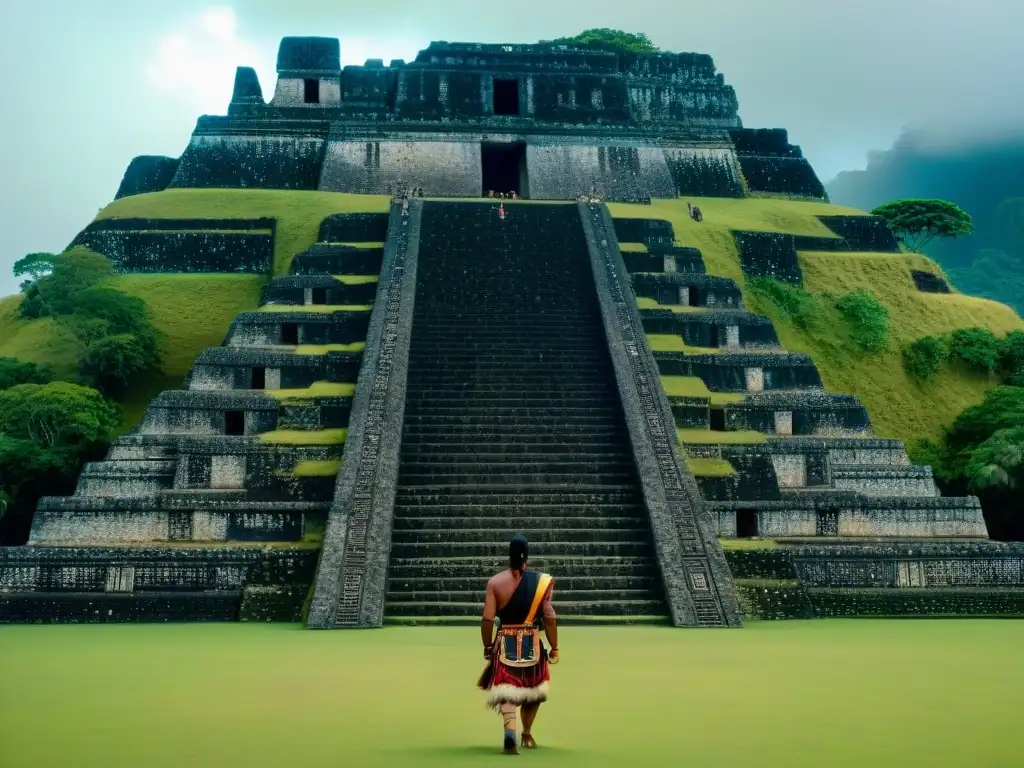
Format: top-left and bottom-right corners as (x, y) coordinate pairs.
(610, 197), (1024, 443)
(96, 189), (391, 275)
(2, 189), (391, 431)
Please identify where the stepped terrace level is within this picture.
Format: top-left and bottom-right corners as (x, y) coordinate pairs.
(120, 36), (826, 203)
(0, 211), (391, 623)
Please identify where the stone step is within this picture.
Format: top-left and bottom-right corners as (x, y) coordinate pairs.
(403, 406), (623, 419)
(394, 487), (642, 505)
(387, 575), (660, 592)
(386, 589), (657, 604)
(393, 503), (645, 519)
(405, 372), (613, 383)
(402, 414), (623, 427)
(401, 432), (630, 446)
(398, 471), (639, 486)
(383, 599), (666, 616)
(386, 555), (659, 579)
(393, 516), (646, 533)
(400, 442), (630, 456)
(398, 458), (636, 473)
(391, 527), (650, 544)
(389, 540), (655, 558)
(404, 395), (620, 408)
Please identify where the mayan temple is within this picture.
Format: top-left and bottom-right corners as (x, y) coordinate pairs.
(2, 36), (1022, 626)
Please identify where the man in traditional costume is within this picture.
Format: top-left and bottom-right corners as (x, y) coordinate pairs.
(478, 535), (559, 755)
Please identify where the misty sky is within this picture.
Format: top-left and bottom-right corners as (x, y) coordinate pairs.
(1, 0), (1022, 297)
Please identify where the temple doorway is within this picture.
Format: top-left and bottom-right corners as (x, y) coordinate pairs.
(482, 142), (528, 198)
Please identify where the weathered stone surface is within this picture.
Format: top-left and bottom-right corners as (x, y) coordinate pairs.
(580, 203), (742, 627)
(114, 156), (180, 200)
(308, 203), (418, 629)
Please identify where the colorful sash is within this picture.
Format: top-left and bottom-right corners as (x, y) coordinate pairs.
(495, 571), (552, 668)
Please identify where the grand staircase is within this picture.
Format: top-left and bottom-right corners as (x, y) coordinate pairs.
(384, 202), (669, 621)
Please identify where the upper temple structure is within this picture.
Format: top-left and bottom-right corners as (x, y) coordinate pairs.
(138, 36), (825, 202)
(3, 35), (1023, 627)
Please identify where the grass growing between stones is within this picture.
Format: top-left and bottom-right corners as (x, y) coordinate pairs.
(686, 457), (736, 476)
(661, 375), (745, 405)
(1, 621), (1021, 768)
(292, 459), (342, 477)
(678, 428), (766, 445)
(265, 382), (356, 400)
(334, 275), (379, 285)
(636, 298), (707, 313)
(257, 428), (348, 445)
(95, 189), (391, 275)
(647, 334), (721, 355)
(612, 197), (1024, 443)
(258, 304), (374, 313)
(295, 342), (366, 355)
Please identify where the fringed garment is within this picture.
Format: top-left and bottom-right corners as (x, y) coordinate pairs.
(477, 570), (553, 710)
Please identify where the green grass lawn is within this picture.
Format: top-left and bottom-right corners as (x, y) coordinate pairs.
(0, 621), (1020, 767)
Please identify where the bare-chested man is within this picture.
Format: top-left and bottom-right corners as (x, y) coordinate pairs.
(477, 534), (559, 755)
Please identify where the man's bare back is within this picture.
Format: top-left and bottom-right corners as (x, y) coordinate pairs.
(482, 569), (556, 622)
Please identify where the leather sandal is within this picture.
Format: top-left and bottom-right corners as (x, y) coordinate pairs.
(521, 734), (537, 749)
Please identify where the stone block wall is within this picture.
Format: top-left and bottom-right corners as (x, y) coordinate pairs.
(114, 155), (181, 200)
(0, 546), (317, 623)
(817, 215), (900, 252)
(71, 219), (274, 274)
(172, 127), (330, 190)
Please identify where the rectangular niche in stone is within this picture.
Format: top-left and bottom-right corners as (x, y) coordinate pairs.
(745, 367), (764, 393)
(169, 512), (194, 541)
(211, 455), (247, 489)
(774, 411), (794, 436)
(105, 566), (136, 593)
(816, 510), (839, 537)
(896, 561), (926, 588)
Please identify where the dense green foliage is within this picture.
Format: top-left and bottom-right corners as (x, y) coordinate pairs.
(747, 278), (820, 330)
(903, 328), (1023, 382)
(0, 381), (119, 541)
(948, 327), (1002, 374)
(836, 290), (890, 355)
(0, 357), (54, 390)
(871, 199), (974, 252)
(13, 248), (161, 395)
(919, 386), (1024, 539)
(903, 336), (948, 381)
(549, 28), (659, 54)
(12, 251), (56, 292)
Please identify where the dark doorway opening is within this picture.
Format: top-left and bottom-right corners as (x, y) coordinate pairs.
(303, 78), (320, 104)
(482, 142), (527, 198)
(816, 510), (839, 537)
(736, 509), (759, 538)
(225, 410), (245, 436)
(251, 366), (266, 390)
(311, 287), (328, 305)
(280, 323), (299, 345)
(493, 79), (520, 116)
(710, 408), (726, 431)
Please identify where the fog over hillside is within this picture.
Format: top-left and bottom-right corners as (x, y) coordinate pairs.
(828, 130), (1024, 314)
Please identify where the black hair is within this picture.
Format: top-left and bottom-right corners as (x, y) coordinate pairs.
(509, 534), (528, 571)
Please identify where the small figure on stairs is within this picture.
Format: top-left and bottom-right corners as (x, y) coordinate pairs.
(478, 535), (559, 755)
